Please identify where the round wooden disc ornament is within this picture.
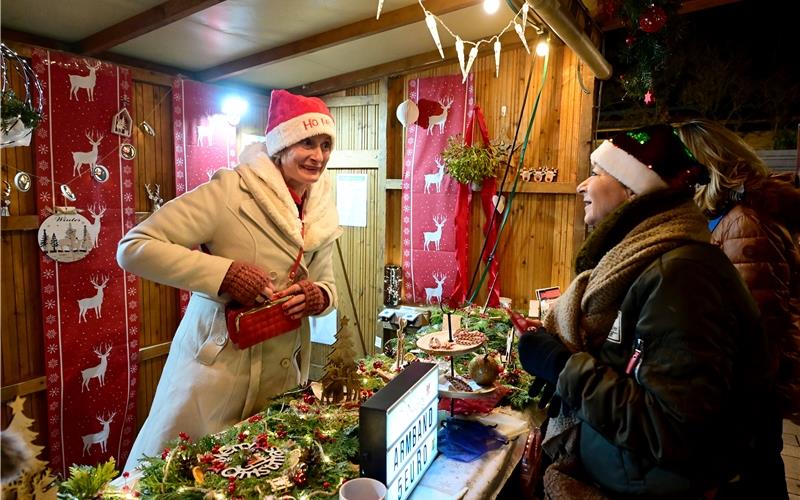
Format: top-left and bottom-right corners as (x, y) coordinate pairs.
(13, 171), (32, 192)
(120, 143), (136, 160)
(38, 211), (94, 262)
(91, 165), (110, 183)
(60, 184), (76, 201)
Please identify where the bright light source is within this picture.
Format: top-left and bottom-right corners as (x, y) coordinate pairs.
(222, 96), (248, 125)
(483, 0), (500, 14)
(536, 40), (549, 57)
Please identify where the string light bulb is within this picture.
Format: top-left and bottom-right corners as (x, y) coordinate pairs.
(464, 45), (479, 83)
(494, 39), (502, 78)
(514, 22), (530, 54)
(536, 38), (550, 57)
(455, 37), (466, 80)
(521, 2), (529, 30)
(425, 12), (444, 59)
(483, 0), (500, 14)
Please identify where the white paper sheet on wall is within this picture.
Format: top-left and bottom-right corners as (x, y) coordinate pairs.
(336, 173), (368, 227)
(310, 308), (338, 345)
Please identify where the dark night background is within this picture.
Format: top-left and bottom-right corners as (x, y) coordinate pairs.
(595, 0), (799, 148)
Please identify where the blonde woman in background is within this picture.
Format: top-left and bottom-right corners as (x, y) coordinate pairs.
(676, 118), (800, 497)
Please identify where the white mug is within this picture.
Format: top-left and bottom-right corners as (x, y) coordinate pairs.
(339, 477), (387, 500)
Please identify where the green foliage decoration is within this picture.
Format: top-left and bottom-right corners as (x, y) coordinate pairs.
(441, 135), (508, 185)
(615, 0), (682, 100)
(1, 89), (41, 131)
(57, 458), (121, 499)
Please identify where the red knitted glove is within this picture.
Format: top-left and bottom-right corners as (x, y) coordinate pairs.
(219, 261), (271, 306)
(296, 280), (328, 316)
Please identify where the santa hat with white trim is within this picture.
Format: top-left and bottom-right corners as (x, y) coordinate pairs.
(590, 124), (709, 195)
(265, 89), (336, 157)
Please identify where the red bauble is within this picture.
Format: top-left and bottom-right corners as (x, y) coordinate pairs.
(639, 4), (667, 33)
(625, 35), (636, 47)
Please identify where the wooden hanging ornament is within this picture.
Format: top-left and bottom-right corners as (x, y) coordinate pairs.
(37, 205), (104, 262)
(111, 108), (132, 137)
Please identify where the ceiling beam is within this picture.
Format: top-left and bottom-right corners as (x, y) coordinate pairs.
(1, 29), (197, 79)
(77, 0), (226, 55)
(291, 30), (525, 97)
(197, 0), (483, 83)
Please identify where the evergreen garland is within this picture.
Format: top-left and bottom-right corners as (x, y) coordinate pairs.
(614, 0), (682, 100)
(1, 89), (41, 130)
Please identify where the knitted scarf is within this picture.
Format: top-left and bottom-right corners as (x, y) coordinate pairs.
(540, 189), (710, 498)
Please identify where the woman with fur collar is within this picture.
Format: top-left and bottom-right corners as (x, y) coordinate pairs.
(516, 125), (785, 498)
(117, 89), (342, 472)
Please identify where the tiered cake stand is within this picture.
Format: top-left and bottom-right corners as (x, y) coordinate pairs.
(415, 320), (496, 410)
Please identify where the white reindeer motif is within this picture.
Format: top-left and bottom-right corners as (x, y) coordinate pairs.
(85, 204), (106, 248)
(427, 97), (454, 135)
(69, 60), (102, 101)
(196, 115), (215, 146)
(78, 274), (109, 322)
(81, 344), (112, 392)
(425, 272), (447, 304)
(423, 157), (446, 194)
(81, 411), (116, 455)
(72, 132), (104, 176)
(423, 215), (447, 251)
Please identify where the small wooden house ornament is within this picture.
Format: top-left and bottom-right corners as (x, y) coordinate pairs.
(112, 108), (133, 137)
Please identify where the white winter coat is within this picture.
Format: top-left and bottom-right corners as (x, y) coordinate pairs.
(118, 143), (341, 471)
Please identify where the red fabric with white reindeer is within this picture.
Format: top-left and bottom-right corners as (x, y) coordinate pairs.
(32, 49), (138, 474)
(402, 74), (473, 306)
(171, 78), (238, 313)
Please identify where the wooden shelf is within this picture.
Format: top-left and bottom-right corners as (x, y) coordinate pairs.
(0, 215), (39, 231)
(384, 180), (577, 194)
(503, 182), (578, 195)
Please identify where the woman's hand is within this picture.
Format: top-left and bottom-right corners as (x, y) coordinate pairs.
(272, 280), (328, 319)
(219, 261), (274, 306)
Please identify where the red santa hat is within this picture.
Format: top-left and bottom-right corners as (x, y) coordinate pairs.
(265, 89), (336, 156)
(590, 124), (709, 195)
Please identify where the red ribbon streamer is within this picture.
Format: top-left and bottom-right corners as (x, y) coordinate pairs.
(464, 106), (502, 307)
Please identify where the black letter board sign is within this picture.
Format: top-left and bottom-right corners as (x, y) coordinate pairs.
(359, 362), (439, 500)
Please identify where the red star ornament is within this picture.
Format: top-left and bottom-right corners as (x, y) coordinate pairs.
(644, 89), (655, 106)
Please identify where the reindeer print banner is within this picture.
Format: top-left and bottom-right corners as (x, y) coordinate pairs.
(32, 49), (138, 475)
(402, 74), (473, 306)
(172, 78), (237, 312)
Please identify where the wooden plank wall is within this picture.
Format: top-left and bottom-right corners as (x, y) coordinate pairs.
(310, 81), (387, 378)
(385, 41), (595, 309)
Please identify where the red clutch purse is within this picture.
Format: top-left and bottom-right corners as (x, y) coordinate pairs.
(225, 296), (301, 349)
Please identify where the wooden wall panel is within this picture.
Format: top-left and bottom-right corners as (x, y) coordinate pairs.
(387, 41), (596, 309)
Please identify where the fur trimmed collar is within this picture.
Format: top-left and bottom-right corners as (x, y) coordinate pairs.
(236, 142), (342, 252)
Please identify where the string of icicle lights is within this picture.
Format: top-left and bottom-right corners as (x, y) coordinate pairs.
(376, 0), (545, 81)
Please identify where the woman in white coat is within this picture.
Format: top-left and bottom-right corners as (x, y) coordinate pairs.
(118, 89), (342, 471)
